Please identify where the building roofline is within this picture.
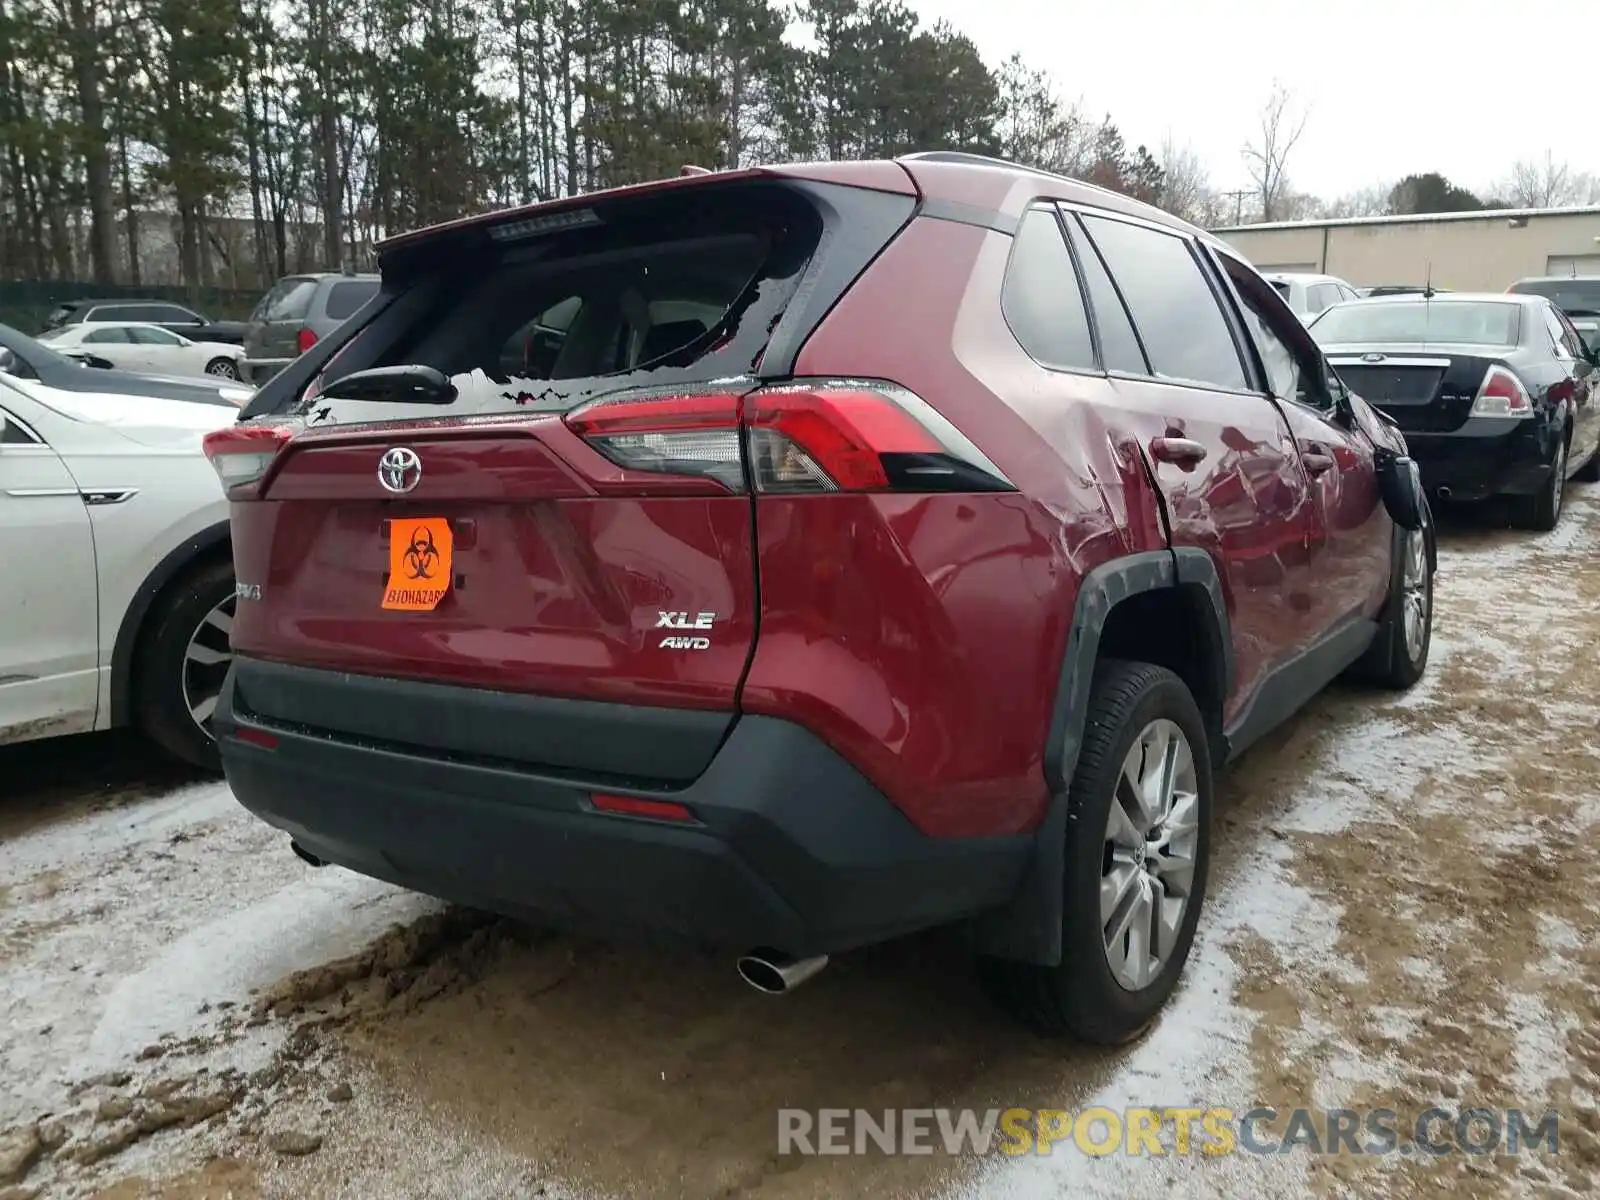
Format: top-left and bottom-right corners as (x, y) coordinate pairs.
(1212, 204), (1600, 234)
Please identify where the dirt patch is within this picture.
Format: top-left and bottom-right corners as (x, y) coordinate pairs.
(1223, 502), (1600, 1199)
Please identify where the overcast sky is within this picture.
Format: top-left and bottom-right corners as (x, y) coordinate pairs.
(904, 0), (1599, 200)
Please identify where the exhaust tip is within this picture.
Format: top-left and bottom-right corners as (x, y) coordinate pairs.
(736, 950), (829, 995)
(290, 840), (326, 868)
(1436, 486), (1452, 499)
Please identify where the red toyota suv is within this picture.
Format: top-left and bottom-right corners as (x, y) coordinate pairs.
(203, 153), (1435, 1044)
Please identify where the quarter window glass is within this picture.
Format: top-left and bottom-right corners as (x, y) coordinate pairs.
(325, 280), (378, 321)
(1064, 214), (1148, 374)
(1079, 215), (1247, 391)
(131, 326), (184, 346)
(1000, 208), (1096, 371)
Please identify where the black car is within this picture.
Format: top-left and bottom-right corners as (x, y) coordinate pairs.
(1309, 292), (1600, 530)
(0, 323), (252, 408)
(42, 298), (249, 346)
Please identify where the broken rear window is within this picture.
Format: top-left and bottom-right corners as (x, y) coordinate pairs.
(297, 184), (822, 426)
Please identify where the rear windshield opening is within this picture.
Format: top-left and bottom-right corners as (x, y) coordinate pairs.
(325, 280), (379, 321)
(1510, 279), (1600, 315)
(1311, 300), (1520, 346)
(1269, 280), (1291, 299)
(303, 184), (823, 425)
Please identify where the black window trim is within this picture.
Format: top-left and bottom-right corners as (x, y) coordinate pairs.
(0, 398), (44, 444)
(998, 202), (1105, 382)
(1205, 243), (1340, 418)
(1056, 205), (1153, 379)
(1065, 204), (1262, 399)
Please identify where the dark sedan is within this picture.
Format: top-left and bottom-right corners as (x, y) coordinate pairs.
(42, 298), (249, 346)
(1308, 292), (1600, 530)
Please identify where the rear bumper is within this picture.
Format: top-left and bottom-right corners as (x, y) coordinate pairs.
(215, 659), (1029, 956)
(1403, 416), (1558, 502)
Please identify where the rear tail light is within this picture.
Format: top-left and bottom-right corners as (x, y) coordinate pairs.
(1471, 366), (1534, 418)
(563, 379), (1013, 495)
(201, 421), (299, 494)
(297, 328), (318, 354)
(564, 391), (746, 490)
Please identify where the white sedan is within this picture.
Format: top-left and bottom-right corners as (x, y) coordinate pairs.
(1, 368), (238, 768)
(41, 321), (248, 382)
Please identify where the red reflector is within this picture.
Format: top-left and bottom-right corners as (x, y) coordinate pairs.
(231, 727), (279, 750)
(297, 327), (318, 354)
(590, 793), (696, 822)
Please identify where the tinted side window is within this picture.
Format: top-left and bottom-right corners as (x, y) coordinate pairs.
(1079, 215), (1247, 391)
(131, 325), (184, 345)
(1000, 208), (1095, 371)
(324, 280), (379, 321)
(89, 305), (137, 322)
(1063, 214), (1148, 374)
(83, 327), (132, 344)
(256, 278), (318, 322)
(131, 304), (199, 323)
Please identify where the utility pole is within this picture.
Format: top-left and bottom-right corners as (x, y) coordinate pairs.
(1220, 189), (1253, 225)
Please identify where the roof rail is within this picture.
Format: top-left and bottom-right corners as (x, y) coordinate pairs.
(896, 150), (1129, 205)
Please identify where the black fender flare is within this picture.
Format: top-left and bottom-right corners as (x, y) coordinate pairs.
(109, 520), (233, 727)
(969, 546), (1231, 966)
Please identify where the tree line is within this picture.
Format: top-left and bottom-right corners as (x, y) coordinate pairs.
(0, 0), (1194, 290)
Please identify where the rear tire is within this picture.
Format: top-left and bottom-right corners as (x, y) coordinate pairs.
(980, 661), (1212, 1044)
(1517, 436), (1567, 531)
(1350, 523), (1432, 689)
(136, 557), (236, 771)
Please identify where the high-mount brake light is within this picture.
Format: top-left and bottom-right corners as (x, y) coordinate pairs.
(201, 422), (299, 493)
(562, 379), (1014, 495)
(1471, 365), (1534, 418)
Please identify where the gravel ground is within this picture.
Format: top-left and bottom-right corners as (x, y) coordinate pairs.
(2, 489), (1598, 1200)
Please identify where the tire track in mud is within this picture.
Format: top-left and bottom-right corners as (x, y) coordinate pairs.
(1222, 491), (1600, 1199)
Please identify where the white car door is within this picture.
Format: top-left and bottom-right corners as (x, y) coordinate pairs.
(130, 325), (198, 374)
(0, 396), (100, 741)
(80, 325), (148, 371)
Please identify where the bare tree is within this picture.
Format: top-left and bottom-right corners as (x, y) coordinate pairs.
(1241, 81), (1309, 222)
(1157, 135), (1213, 225)
(1502, 152), (1583, 208)
(1320, 182), (1391, 219)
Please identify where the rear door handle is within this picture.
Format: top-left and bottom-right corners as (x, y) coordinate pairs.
(1303, 452), (1335, 476)
(1150, 436), (1208, 467)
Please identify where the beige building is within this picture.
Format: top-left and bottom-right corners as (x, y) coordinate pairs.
(1214, 205), (1600, 292)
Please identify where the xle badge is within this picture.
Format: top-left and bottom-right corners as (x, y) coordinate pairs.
(658, 611), (715, 651)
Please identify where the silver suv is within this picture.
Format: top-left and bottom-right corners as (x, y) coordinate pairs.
(242, 273), (380, 385)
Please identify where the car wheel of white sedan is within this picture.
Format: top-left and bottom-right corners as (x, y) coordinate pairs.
(205, 357), (241, 381)
(137, 557), (236, 771)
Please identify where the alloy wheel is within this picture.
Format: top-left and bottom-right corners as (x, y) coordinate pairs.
(206, 360), (241, 380)
(1101, 719), (1201, 991)
(182, 595), (236, 736)
(1401, 528), (1429, 662)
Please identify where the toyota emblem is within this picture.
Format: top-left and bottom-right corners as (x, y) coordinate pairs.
(378, 447), (422, 494)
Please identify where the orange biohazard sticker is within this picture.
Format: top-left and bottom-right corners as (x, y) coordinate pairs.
(382, 517), (454, 611)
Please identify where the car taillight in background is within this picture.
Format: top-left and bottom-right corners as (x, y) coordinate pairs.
(201, 421), (299, 495)
(297, 328), (318, 354)
(563, 379), (1014, 495)
(1471, 366), (1534, 418)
